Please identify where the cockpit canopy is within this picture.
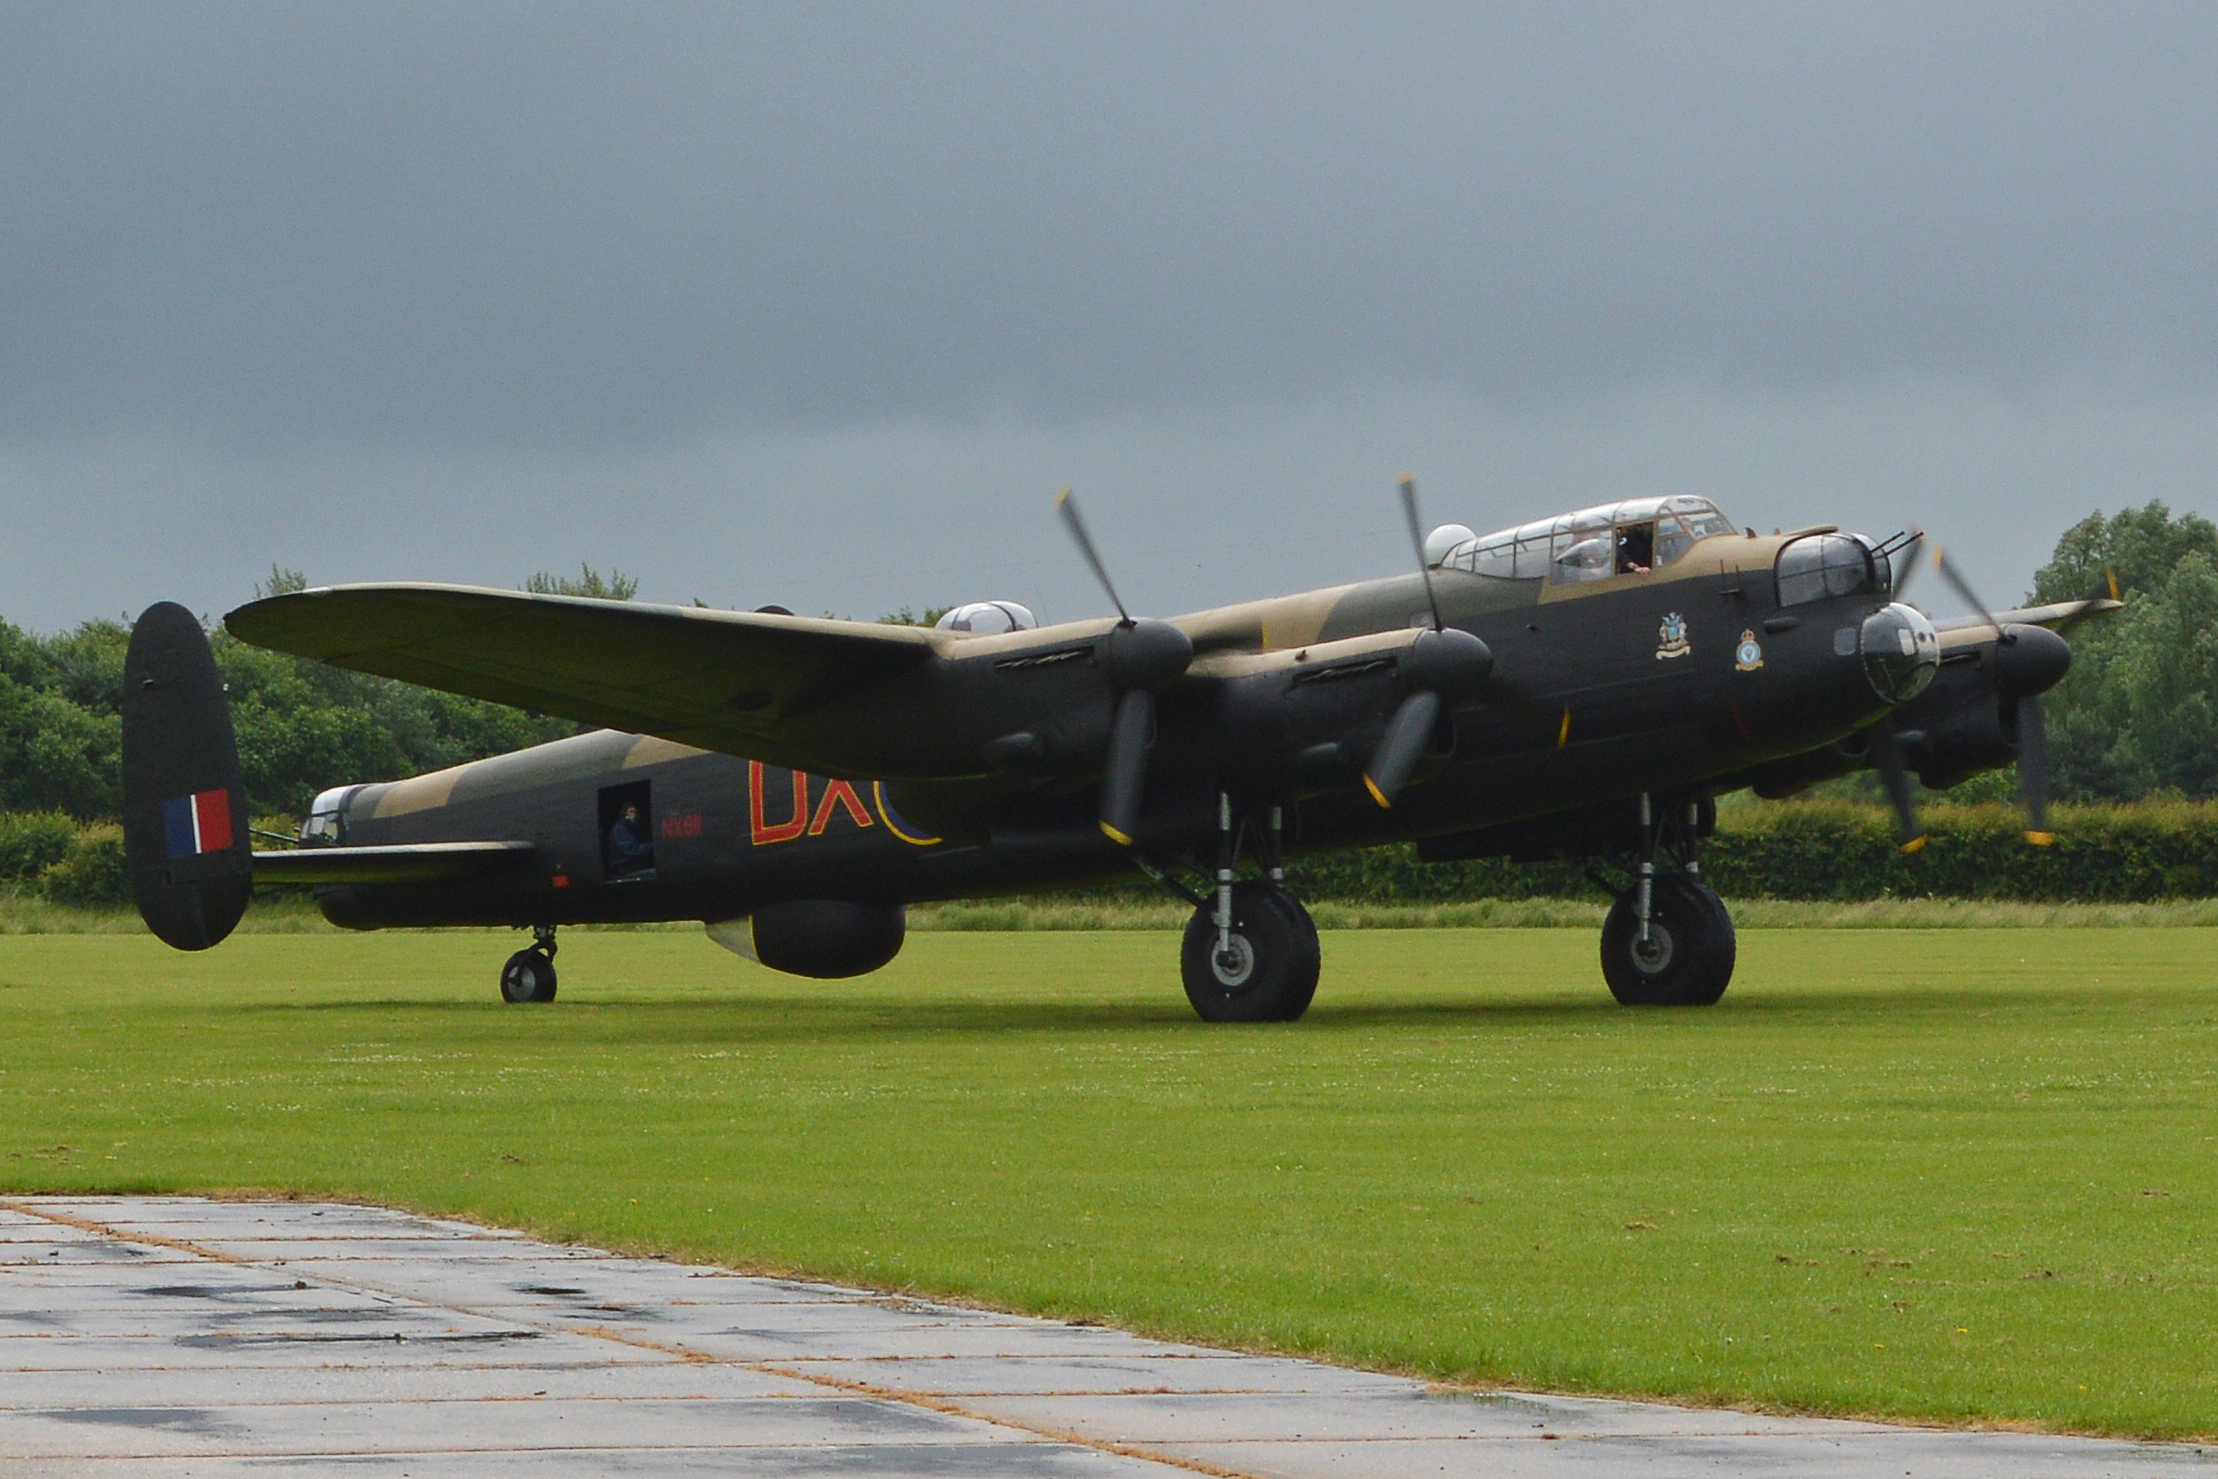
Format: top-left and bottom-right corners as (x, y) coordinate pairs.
(934, 600), (1037, 636)
(1436, 496), (1738, 584)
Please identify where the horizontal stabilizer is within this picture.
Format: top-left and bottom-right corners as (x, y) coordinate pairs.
(252, 841), (535, 886)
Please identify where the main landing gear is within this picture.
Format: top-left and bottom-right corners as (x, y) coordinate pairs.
(500, 925), (558, 1004)
(1595, 793), (1735, 1006)
(1146, 794), (1320, 1022)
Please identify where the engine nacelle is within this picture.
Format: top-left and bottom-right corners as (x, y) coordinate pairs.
(1899, 703), (2016, 792)
(706, 900), (906, 978)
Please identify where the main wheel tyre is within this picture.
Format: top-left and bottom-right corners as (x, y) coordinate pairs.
(500, 949), (558, 1004)
(1600, 875), (1735, 1006)
(1181, 882), (1321, 1023)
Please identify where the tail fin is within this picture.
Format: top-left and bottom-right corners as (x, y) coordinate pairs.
(122, 602), (250, 950)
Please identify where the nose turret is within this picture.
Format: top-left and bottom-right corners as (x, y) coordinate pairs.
(1860, 603), (1940, 703)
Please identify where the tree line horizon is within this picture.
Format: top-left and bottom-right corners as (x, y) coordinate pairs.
(0, 511), (2209, 823)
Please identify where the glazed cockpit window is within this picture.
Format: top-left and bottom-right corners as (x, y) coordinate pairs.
(1776, 533), (1881, 606)
(1442, 495), (1736, 581)
(1553, 536), (1613, 583)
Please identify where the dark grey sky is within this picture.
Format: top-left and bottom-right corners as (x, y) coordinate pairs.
(4, 2), (2215, 629)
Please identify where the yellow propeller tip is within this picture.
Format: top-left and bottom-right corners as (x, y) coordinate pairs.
(1362, 775), (1393, 809)
(1900, 836), (1927, 854)
(1055, 485), (1071, 504)
(1098, 821), (1133, 847)
(2025, 830), (2055, 846)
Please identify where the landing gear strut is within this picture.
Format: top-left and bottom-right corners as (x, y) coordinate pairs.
(1173, 794), (1319, 1023)
(1598, 793), (1734, 1006)
(500, 925), (558, 1004)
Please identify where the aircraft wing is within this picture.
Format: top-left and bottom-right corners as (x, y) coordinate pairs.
(1932, 598), (2124, 636)
(252, 840), (536, 886)
(226, 584), (942, 771)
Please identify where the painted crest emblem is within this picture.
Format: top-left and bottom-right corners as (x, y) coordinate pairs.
(1655, 612), (1691, 660)
(1735, 630), (1765, 671)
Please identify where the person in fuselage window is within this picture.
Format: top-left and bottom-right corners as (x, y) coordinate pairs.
(1617, 522), (1655, 575)
(608, 802), (655, 877)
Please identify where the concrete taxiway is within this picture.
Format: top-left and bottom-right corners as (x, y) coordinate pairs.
(0, 1196), (2206, 1476)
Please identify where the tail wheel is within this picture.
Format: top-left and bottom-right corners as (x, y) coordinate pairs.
(500, 949), (558, 1004)
(1181, 882), (1321, 1023)
(1601, 876), (1735, 1006)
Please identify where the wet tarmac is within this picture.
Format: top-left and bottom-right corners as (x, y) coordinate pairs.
(0, 1196), (2207, 1476)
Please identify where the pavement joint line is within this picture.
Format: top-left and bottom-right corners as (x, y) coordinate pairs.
(12, 1198), (2215, 1475)
(0, 1201), (251, 1264)
(748, 1364), (1268, 1479)
(9, 1197), (1264, 1478)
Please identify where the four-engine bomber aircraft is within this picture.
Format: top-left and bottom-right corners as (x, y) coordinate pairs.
(121, 484), (2113, 1020)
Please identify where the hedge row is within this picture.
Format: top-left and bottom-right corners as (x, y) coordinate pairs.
(6, 801), (2217, 913)
(1279, 801), (2218, 904)
(0, 811), (129, 907)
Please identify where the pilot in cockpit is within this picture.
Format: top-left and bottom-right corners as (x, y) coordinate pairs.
(1616, 522), (1655, 575)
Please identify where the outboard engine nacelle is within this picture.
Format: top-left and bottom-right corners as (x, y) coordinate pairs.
(121, 602), (252, 950)
(706, 900), (906, 978)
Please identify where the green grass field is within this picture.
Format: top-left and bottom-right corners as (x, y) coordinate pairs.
(2, 927), (2212, 1439)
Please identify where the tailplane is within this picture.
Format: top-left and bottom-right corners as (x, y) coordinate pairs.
(122, 602), (250, 949)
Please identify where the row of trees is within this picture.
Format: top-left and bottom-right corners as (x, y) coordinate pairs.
(0, 515), (2212, 823)
(0, 567), (616, 821)
(2029, 503), (2218, 800)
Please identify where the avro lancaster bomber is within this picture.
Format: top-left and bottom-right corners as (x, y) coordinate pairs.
(121, 484), (2113, 1020)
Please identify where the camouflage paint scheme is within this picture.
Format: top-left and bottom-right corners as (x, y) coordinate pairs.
(229, 507), (2104, 932)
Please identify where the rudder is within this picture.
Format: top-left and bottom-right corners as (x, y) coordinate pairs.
(122, 602), (250, 950)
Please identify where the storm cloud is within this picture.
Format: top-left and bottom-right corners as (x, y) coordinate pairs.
(4, 3), (2215, 627)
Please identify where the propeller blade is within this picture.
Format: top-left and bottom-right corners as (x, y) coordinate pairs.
(1867, 721), (1925, 853)
(1889, 529), (1925, 601)
(2016, 694), (2053, 844)
(1056, 486), (1130, 624)
(1363, 689), (1441, 808)
(1399, 475), (1443, 632)
(1097, 688), (1153, 846)
(1931, 544), (1999, 633)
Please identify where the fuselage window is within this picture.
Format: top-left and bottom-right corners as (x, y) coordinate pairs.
(1616, 522), (1655, 574)
(600, 779), (656, 881)
(1776, 533), (1879, 606)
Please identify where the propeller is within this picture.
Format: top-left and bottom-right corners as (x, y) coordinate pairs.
(1922, 541), (2069, 845)
(1866, 720), (1926, 853)
(2016, 691), (2051, 844)
(1055, 487), (1194, 846)
(1861, 530), (2065, 851)
(1400, 475), (1443, 632)
(1363, 476), (1495, 807)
